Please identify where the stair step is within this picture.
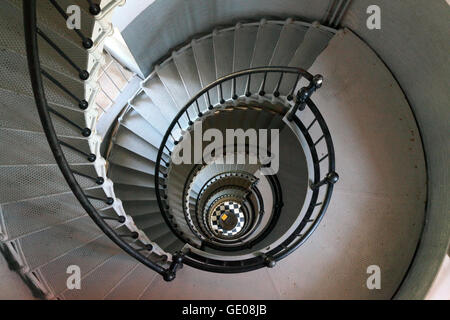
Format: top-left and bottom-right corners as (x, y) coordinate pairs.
(113, 126), (161, 163)
(113, 184), (157, 202)
(267, 20), (309, 95)
(270, 20), (309, 66)
(0, 190), (106, 241)
(108, 164), (157, 189)
(249, 21), (282, 94)
(0, 48), (87, 110)
(164, 239), (184, 254)
(233, 23), (259, 97)
(132, 213), (165, 230)
(156, 60), (190, 111)
(191, 36), (218, 105)
(143, 223), (172, 241)
(8, 0), (97, 50)
(252, 21), (283, 67)
(104, 253), (156, 300)
(0, 128), (91, 166)
(0, 88), (86, 136)
(0, 164), (99, 204)
(122, 200), (161, 218)
(289, 24), (334, 69)
(142, 75), (180, 123)
(130, 92), (171, 137)
(39, 233), (122, 297)
(1, 0), (92, 80)
(213, 28), (235, 101)
(280, 24), (334, 97)
(109, 145), (156, 175)
(154, 231), (178, 251)
(18, 215), (104, 270)
(173, 47), (208, 112)
(62, 251), (139, 300)
(120, 109), (164, 149)
(173, 47), (202, 98)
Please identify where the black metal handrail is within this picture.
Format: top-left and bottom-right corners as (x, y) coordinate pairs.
(23, 0), (179, 281)
(154, 67), (338, 272)
(24, 0), (337, 277)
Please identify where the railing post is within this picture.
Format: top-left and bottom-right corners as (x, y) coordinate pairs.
(163, 252), (184, 281)
(310, 171), (339, 190)
(287, 74), (323, 121)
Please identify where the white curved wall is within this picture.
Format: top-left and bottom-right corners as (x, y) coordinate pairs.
(341, 0), (450, 300)
(113, 0), (449, 298)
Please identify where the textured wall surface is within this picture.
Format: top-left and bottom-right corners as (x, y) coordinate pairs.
(115, 0), (449, 299)
(341, 0), (450, 300)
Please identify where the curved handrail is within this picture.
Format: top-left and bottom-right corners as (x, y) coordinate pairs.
(23, 0), (175, 280)
(154, 66), (338, 272)
(154, 67), (307, 246)
(24, 0), (337, 276)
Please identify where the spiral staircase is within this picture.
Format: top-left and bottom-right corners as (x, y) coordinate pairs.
(0, 0), (448, 300)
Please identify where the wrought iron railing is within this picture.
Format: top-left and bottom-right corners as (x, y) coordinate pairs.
(154, 67), (339, 272)
(23, 0), (181, 281)
(24, 0), (337, 277)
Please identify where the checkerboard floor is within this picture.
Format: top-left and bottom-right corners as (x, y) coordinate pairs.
(210, 201), (245, 236)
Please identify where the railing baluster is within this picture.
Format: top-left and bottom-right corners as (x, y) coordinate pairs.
(314, 202), (323, 207)
(136, 244), (154, 252)
(41, 69), (88, 110)
(100, 215), (126, 223)
(37, 28), (89, 80)
(314, 135), (325, 146)
(306, 118), (318, 131)
(318, 154), (329, 163)
(287, 74), (301, 101)
(118, 232), (139, 239)
(219, 83), (225, 104)
(245, 74), (252, 97)
(48, 0), (93, 49)
(72, 170), (104, 185)
(195, 99), (203, 117)
(86, 195), (114, 205)
(169, 133), (177, 144)
(259, 72), (267, 96)
(49, 107), (91, 137)
(273, 72), (284, 97)
(185, 110), (193, 125)
(232, 78), (238, 100)
(310, 172), (339, 190)
(59, 140), (96, 162)
(24, 0), (169, 279)
(206, 90), (213, 110)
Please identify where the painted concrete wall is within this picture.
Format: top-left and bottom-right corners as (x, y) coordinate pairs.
(113, 0), (449, 298)
(340, 0), (449, 300)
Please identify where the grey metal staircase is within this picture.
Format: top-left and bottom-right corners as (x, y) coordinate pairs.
(0, 0), (431, 300)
